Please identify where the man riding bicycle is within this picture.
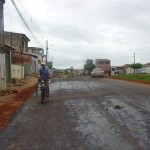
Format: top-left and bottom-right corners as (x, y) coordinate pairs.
(37, 61), (51, 97)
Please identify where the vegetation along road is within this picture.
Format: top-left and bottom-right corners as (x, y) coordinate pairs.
(0, 77), (150, 150)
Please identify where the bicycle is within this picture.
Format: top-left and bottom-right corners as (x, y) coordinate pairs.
(36, 80), (49, 104)
(40, 80), (46, 104)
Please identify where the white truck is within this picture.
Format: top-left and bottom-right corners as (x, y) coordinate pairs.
(91, 68), (104, 78)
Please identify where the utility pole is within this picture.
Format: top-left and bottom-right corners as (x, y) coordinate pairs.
(0, 0), (5, 53)
(46, 40), (48, 63)
(134, 52), (135, 74)
(0, 0), (6, 91)
(134, 52), (135, 64)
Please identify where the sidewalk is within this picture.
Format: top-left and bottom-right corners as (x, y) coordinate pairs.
(0, 77), (37, 130)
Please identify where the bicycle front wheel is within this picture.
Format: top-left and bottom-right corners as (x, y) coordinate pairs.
(41, 91), (45, 104)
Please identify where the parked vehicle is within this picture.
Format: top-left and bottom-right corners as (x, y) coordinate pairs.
(91, 68), (104, 78)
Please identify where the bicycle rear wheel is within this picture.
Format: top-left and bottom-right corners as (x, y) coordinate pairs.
(47, 86), (50, 97)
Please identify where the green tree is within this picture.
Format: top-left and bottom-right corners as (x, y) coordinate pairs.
(131, 63), (142, 73)
(84, 59), (95, 75)
(131, 63), (142, 69)
(47, 63), (52, 69)
(64, 69), (69, 74)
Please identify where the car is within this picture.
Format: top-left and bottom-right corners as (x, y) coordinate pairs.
(91, 68), (104, 78)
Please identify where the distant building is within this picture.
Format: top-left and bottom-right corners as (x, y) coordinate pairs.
(111, 66), (123, 75)
(28, 47), (45, 65)
(140, 63), (150, 74)
(122, 64), (130, 74)
(95, 59), (111, 77)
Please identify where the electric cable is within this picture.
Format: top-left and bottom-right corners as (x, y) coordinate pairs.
(10, 0), (45, 48)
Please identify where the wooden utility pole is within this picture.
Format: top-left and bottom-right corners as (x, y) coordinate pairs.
(134, 52), (135, 64)
(134, 52), (135, 74)
(0, 0), (5, 53)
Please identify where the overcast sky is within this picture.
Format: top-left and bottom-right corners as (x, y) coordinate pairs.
(4, 0), (150, 69)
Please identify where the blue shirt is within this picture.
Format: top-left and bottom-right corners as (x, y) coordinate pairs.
(39, 67), (50, 80)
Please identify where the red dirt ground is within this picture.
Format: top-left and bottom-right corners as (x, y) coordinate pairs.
(0, 78), (37, 131)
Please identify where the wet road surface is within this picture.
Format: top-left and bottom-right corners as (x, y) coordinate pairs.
(0, 77), (150, 150)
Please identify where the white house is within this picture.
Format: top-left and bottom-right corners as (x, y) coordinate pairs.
(126, 67), (137, 74)
(111, 66), (123, 75)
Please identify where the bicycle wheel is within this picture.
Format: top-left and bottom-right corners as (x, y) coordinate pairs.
(47, 86), (49, 97)
(41, 91), (45, 104)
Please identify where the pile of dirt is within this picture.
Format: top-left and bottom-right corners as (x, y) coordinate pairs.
(0, 77), (37, 131)
(0, 78), (30, 97)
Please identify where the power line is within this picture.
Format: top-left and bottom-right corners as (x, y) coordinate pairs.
(10, 0), (45, 48)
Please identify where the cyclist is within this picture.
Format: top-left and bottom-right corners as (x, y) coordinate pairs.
(37, 61), (51, 97)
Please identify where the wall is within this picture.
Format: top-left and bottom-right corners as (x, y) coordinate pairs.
(126, 67), (138, 74)
(4, 32), (29, 52)
(24, 63), (32, 76)
(143, 67), (150, 74)
(11, 64), (24, 79)
(95, 59), (111, 76)
(32, 57), (38, 75)
(4, 32), (21, 50)
(0, 53), (6, 91)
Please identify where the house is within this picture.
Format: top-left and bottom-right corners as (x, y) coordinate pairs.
(126, 67), (140, 74)
(4, 44), (15, 82)
(111, 66), (123, 75)
(122, 64), (130, 74)
(95, 59), (111, 77)
(4, 31), (32, 78)
(11, 50), (33, 78)
(28, 47), (45, 70)
(4, 31), (30, 52)
(142, 63), (150, 74)
(125, 63), (150, 74)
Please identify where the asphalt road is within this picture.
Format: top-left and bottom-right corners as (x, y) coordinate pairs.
(0, 77), (150, 150)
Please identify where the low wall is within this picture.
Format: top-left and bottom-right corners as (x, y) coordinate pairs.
(11, 64), (24, 79)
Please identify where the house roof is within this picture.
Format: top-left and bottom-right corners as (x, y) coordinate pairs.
(95, 59), (110, 61)
(4, 31), (30, 42)
(4, 44), (16, 51)
(143, 63), (150, 67)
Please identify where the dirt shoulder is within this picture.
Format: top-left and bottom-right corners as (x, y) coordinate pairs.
(0, 77), (37, 130)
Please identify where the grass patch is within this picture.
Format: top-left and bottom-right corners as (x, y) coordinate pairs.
(111, 74), (150, 82)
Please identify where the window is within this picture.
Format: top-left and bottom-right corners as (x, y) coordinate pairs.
(105, 61), (110, 64)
